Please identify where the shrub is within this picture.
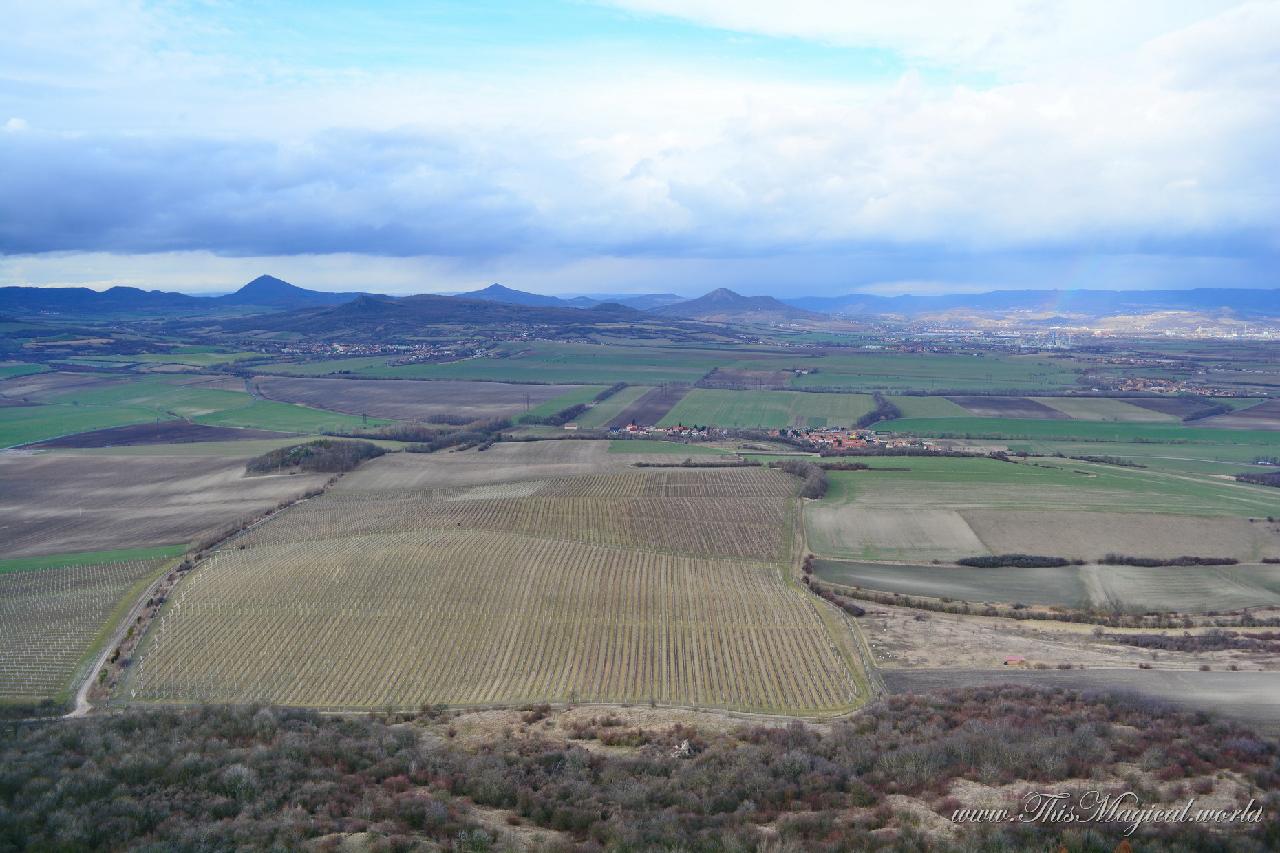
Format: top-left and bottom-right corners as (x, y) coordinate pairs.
(956, 554), (1073, 568)
(246, 439), (385, 474)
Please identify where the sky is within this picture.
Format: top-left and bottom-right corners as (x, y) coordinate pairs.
(1, 0), (1277, 297)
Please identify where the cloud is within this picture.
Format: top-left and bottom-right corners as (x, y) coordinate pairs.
(601, 0), (1244, 76)
(0, 1), (1276, 293)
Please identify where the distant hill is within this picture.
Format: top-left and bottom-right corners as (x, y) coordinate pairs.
(581, 292), (686, 308)
(455, 284), (681, 311)
(0, 276), (373, 317)
(216, 275), (369, 307)
(214, 293), (646, 336)
(0, 285), (204, 316)
(785, 288), (1280, 319)
(455, 283), (597, 309)
(653, 288), (824, 322)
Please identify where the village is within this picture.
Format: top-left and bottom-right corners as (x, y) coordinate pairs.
(602, 420), (936, 451)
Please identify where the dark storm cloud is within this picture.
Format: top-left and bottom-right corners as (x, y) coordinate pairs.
(0, 130), (539, 257)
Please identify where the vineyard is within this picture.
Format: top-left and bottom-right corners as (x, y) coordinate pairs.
(0, 558), (168, 701)
(234, 469), (797, 560)
(129, 530), (859, 713)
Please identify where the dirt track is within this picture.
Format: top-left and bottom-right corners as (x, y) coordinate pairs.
(883, 668), (1280, 731)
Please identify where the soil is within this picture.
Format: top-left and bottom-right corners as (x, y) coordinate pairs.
(945, 396), (1071, 419)
(606, 384), (691, 428)
(29, 420), (294, 448)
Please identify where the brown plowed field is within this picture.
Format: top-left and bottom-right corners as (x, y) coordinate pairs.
(605, 384), (690, 428)
(945, 396), (1070, 418)
(30, 421), (292, 448)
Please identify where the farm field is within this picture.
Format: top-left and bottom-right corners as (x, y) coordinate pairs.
(0, 403), (171, 448)
(29, 421), (292, 448)
(945, 396), (1068, 419)
(522, 384), (605, 419)
(887, 396), (973, 418)
(354, 343), (727, 385)
(574, 384), (650, 428)
(338, 440), (640, 490)
(129, 529), (859, 713)
(234, 468), (796, 561)
(1032, 397), (1180, 422)
(1, 374), (385, 446)
(254, 376), (584, 422)
(607, 439), (728, 455)
(0, 363), (47, 380)
(0, 452), (328, 557)
(1204, 398), (1280, 430)
(0, 545), (186, 575)
(784, 352), (1080, 392)
(605, 384), (689, 428)
(659, 389), (875, 429)
(812, 558), (1280, 613)
(880, 415), (1280, 445)
(127, 447), (864, 714)
(803, 456), (1280, 563)
(0, 556), (171, 702)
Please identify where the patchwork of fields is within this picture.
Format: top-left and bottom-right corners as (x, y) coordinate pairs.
(0, 373), (386, 447)
(804, 456), (1280, 564)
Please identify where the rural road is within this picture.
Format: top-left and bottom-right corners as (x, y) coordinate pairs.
(883, 668), (1280, 732)
(66, 565), (178, 718)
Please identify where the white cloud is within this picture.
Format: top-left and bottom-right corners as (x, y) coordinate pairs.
(0, 1), (1276, 292)
(601, 0), (1245, 76)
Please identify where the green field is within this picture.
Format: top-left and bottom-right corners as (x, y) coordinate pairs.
(1029, 397), (1179, 422)
(575, 385), (651, 428)
(88, 350), (263, 368)
(254, 356), (395, 376)
(784, 352), (1081, 392)
(659, 389), (876, 428)
(887, 396), (974, 418)
(0, 545), (187, 575)
(0, 363), (48, 380)
(0, 404), (168, 448)
(521, 385), (607, 419)
(355, 343), (724, 385)
(814, 455), (1280, 517)
(57, 376), (386, 433)
(883, 416), (1280, 446)
(607, 439), (729, 455)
